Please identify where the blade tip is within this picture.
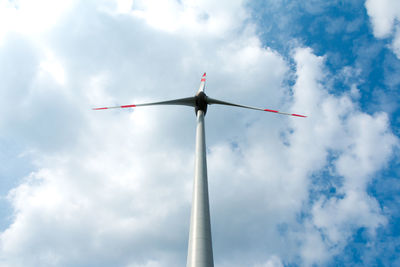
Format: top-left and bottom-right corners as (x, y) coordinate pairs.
(292, 113), (307, 118)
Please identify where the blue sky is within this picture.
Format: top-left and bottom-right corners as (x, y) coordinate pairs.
(0, 0), (399, 266)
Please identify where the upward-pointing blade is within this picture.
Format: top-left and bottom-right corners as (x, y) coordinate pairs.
(92, 96), (196, 110)
(207, 97), (307, 118)
(197, 72), (206, 93)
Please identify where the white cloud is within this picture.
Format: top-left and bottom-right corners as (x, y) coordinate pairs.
(0, 0), (75, 43)
(110, 0), (248, 35)
(288, 47), (398, 265)
(298, 223), (331, 265)
(0, 1), (398, 267)
(365, 0), (400, 58)
(312, 191), (386, 243)
(392, 26), (400, 58)
(254, 255), (284, 267)
(0, 1), (289, 266)
(365, 0), (400, 38)
(39, 50), (66, 85)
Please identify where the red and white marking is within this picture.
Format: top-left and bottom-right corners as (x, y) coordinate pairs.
(263, 108), (307, 117)
(201, 72), (206, 82)
(92, 104), (136, 110)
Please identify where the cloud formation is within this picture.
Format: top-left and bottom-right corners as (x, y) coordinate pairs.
(366, 0), (400, 58)
(0, 0), (398, 266)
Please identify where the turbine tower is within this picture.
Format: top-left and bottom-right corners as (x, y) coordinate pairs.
(93, 73), (306, 267)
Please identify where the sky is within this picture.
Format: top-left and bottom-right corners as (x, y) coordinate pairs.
(0, 0), (399, 266)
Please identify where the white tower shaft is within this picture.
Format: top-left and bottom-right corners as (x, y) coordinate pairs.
(186, 110), (214, 267)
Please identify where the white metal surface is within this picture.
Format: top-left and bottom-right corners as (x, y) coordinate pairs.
(186, 110), (214, 267)
(92, 97), (196, 110)
(207, 97), (307, 117)
(197, 73), (206, 93)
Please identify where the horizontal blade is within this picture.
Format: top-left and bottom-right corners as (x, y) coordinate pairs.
(93, 96), (196, 110)
(207, 97), (307, 118)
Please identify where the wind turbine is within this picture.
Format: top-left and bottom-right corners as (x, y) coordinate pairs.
(93, 73), (306, 267)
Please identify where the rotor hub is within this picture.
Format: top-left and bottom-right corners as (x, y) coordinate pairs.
(195, 91), (208, 115)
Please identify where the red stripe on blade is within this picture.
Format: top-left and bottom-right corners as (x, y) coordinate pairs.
(201, 78), (206, 82)
(264, 109), (278, 113)
(202, 72), (206, 77)
(120, 105), (136, 108)
(292, 113), (307, 117)
(93, 107), (108, 110)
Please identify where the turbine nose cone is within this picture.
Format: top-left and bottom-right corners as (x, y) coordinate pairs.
(195, 91), (208, 115)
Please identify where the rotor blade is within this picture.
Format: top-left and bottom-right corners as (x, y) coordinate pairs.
(207, 97), (307, 118)
(93, 96), (196, 110)
(197, 72), (206, 93)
